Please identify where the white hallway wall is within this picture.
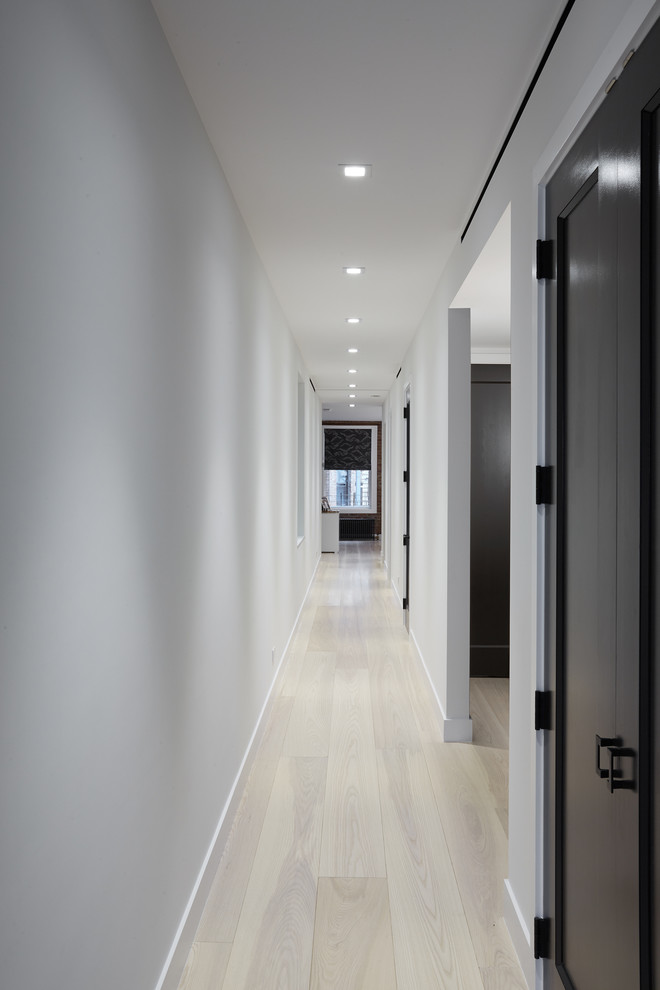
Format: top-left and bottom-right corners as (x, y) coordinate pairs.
(383, 0), (660, 985)
(0, 2), (320, 989)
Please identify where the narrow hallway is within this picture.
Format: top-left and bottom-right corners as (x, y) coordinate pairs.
(177, 542), (526, 990)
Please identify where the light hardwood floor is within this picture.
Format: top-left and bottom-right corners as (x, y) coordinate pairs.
(177, 542), (527, 990)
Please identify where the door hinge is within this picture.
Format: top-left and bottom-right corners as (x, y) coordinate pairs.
(403, 406), (409, 419)
(403, 534), (409, 547)
(622, 48), (635, 70)
(402, 597), (409, 610)
(536, 465), (553, 505)
(534, 916), (551, 960)
(403, 470), (408, 483)
(535, 690), (552, 731)
(536, 239), (554, 280)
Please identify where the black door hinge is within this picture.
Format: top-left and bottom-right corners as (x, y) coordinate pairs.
(536, 465), (553, 505)
(534, 917), (551, 960)
(403, 534), (409, 547)
(403, 406), (409, 419)
(402, 597), (409, 610)
(403, 470), (408, 483)
(535, 691), (552, 731)
(536, 239), (554, 280)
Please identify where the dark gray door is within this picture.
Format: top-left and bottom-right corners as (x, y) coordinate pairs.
(550, 159), (634, 990)
(544, 18), (660, 989)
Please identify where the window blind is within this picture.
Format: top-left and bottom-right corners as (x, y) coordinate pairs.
(324, 428), (372, 471)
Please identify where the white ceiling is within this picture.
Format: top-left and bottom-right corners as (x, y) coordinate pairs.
(150, 0), (564, 410)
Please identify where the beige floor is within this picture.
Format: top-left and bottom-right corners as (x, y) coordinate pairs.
(177, 541), (527, 990)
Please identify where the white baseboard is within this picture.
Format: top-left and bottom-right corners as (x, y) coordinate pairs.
(409, 629), (473, 743)
(503, 879), (534, 989)
(273, 554), (321, 679)
(155, 553), (322, 990)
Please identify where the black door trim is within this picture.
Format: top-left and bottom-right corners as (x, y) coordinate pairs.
(553, 165), (600, 990)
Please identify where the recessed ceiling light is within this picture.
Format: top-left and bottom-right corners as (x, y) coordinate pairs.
(348, 348), (358, 354)
(349, 394), (356, 398)
(343, 267), (365, 276)
(340, 164), (372, 179)
(346, 317), (361, 324)
(348, 368), (357, 374)
(349, 403), (356, 407)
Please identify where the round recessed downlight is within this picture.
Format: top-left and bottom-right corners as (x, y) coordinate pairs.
(343, 267), (365, 276)
(348, 369), (357, 374)
(348, 348), (358, 353)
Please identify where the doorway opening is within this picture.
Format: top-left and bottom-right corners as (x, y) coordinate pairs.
(452, 204), (512, 678)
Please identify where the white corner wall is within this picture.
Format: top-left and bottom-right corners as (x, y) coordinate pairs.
(383, 1), (660, 985)
(445, 310), (472, 740)
(384, 308), (472, 744)
(0, 3), (320, 989)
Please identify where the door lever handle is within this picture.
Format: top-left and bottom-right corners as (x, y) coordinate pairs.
(607, 746), (636, 793)
(595, 734), (622, 778)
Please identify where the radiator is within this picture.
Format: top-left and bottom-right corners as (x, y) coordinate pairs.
(339, 517), (376, 540)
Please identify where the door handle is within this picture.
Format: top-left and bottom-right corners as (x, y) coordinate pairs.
(607, 745), (636, 793)
(595, 734), (621, 778)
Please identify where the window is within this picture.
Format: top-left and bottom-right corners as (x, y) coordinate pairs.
(323, 426), (377, 513)
(323, 469), (371, 508)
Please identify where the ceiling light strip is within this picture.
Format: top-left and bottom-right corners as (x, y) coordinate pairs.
(340, 164), (372, 178)
(460, 0), (576, 242)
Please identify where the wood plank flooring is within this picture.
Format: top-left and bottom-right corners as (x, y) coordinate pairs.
(177, 541), (527, 990)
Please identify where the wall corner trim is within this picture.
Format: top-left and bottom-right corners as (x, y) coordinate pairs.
(442, 715), (474, 743)
(409, 629), (473, 743)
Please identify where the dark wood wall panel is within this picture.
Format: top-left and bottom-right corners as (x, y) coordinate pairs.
(470, 365), (510, 676)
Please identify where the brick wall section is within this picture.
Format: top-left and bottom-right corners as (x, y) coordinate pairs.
(323, 420), (382, 536)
